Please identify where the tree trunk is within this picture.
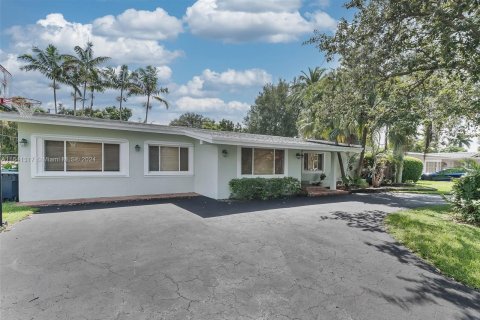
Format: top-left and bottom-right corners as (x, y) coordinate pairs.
(337, 152), (347, 183)
(82, 82), (87, 113)
(144, 95), (150, 123)
(90, 88), (94, 115)
(73, 89), (77, 116)
(384, 126), (388, 151)
(355, 125), (369, 177)
(393, 143), (404, 183)
(423, 122), (432, 161)
(119, 86), (124, 121)
(53, 79), (57, 114)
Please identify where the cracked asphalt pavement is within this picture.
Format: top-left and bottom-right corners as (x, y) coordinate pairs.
(1, 193), (479, 320)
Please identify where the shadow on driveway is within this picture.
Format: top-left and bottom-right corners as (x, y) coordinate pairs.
(37, 192), (443, 218)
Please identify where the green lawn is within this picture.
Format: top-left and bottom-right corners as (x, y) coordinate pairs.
(415, 180), (454, 195)
(385, 205), (480, 289)
(1, 202), (38, 230)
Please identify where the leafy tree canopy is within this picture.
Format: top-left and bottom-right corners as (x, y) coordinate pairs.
(169, 112), (239, 132)
(244, 80), (299, 137)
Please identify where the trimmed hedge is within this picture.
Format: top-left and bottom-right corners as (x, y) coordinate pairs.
(402, 156), (423, 182)
(229, 177), (301, 200)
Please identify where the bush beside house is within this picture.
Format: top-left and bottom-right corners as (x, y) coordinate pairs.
(229, 177), (301, 200)
(402, 156), (423, 182)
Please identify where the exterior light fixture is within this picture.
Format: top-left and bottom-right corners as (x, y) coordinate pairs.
(135, 144), (141, 152)
(222, 149), (228, 157)
(19, 138), (28, 147)
(295, 152), (303, 159)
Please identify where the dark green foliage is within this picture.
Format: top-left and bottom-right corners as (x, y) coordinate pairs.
(170, 112), (238, 131)
(229, 177), (301, 200)
(402, 156), (423, 182)
(244, 80), (299, 137)
(58, 106), (132, 120)
(451, 171), (480, 224)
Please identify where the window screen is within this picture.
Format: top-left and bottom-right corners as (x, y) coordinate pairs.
(149, 146), (159, 171)
(66, 141), (102, 171)
(274, 150), (285, 174)
(45, 140), (64, 171)
(253, 148), (274, 175)
(160, 146), (179, 171)
(241, 148), (253, 175)
(148, 145), (190, 172)
(180, 147), (189, 171)
(104, 144), (120, 172)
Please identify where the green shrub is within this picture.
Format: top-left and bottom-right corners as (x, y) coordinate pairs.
(402, 156), (423, 182)
(450, 171), (480, 224)
(229, 177), (301, 200)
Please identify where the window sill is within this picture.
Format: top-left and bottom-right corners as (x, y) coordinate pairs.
(33, 173), (129, 178)
(144, 172), (194, 177)
(239, 174), (286, 178)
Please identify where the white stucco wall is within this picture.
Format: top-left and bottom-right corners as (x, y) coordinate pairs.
(217, 144), (238, 199)
(17, 123), (197, 202)
(194, 141), (219, 199)
(16, 122), (356, 202)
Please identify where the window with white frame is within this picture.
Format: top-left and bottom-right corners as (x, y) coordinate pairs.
(241, 147), (285, 175)
(34, 135), (128, 176)
(303, 153), (324, 171)
(146, 143), (192, 175)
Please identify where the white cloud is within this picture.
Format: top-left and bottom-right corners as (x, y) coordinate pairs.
(7, 13), (182, 65)
(216, 0), (301, 13)
(176, 76), (206, 97)
(92, 8), (183, 40)
(184, 0), (337, 43)
(156, 66), (173, 82)
(175, 68), (271, 97)
(176, 96), (249, 112)
(202, 68), (271, 87)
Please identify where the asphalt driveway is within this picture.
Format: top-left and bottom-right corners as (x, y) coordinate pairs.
(1, 193), (479, 320)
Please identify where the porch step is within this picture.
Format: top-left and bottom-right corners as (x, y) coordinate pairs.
(307, 190), (350, 197)
(302, 185), (350, 197)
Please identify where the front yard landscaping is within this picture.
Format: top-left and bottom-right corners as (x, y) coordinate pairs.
(385, 205), (480, 289)
(1, 202), (38, 230)
(415, 180), (453, 195)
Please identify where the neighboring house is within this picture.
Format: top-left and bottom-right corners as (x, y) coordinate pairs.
(0, 112), (362, 202)
(406, 152), (480, 174)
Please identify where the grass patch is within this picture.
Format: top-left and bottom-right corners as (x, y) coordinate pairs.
(415, 180), (453, 195)
(385, 205), (480, 289)
(1, 202), (38, 230)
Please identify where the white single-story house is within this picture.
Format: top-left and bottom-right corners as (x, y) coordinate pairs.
(406, 151), (480, 174)
(1, 112), (363, 202)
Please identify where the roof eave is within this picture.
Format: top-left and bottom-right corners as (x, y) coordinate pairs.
(209, 137), (363, 152)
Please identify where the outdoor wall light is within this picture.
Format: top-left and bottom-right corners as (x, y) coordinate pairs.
(295, 153), (304, 159)
(135, 144), (141, 152)
(19, 138), (28, 147)
(222, 149), (228, 157)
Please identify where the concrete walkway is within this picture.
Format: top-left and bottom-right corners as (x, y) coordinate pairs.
(1, 193), (479, 320)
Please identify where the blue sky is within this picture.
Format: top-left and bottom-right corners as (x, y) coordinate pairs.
(1, 0), (352, 124)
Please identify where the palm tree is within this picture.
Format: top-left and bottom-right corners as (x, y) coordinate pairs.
(64, 42), (110, 113)
(105, 65), (136, 121)
(131, 66), (169, 123)
(87, 69), (106, 114)
(19, 44), (66, 114)
(62, 64), (82, 115)
(298, 67), (326, 86)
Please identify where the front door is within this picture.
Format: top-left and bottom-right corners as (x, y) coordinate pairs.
(301, 152), (325, 185)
